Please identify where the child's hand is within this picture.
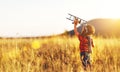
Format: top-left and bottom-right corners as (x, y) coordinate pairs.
(73, 17), (79, 25)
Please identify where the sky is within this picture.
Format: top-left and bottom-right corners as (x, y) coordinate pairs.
(0, 0), (120, 37)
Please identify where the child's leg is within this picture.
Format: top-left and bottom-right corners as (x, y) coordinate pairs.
(81, 52), (91, 70)
(83, 52), (89, 68)
(80, 52), (87, 70)
(86, 53), (92, 70)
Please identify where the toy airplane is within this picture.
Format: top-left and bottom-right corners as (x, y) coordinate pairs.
(66, 13), (87, 24)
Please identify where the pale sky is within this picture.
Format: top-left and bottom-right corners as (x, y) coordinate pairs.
(0, 0), (120, 37)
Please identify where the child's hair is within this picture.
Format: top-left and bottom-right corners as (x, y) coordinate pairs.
(81, 24), (95, 36)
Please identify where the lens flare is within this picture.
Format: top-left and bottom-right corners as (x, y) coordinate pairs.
(31, 40), (41, 49)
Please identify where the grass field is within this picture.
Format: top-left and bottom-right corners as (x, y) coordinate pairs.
(0, 35), (120, 72)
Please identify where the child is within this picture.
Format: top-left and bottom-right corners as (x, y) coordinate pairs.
(73, 18), (95, 70)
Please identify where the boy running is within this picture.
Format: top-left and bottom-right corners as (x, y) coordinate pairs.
(73, 18), (95, 70)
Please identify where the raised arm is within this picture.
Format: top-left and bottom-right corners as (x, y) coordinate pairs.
(74, 18), (85, 37)
(74, 18), (79, 36)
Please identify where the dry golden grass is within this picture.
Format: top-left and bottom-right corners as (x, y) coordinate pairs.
(0, 35), (120, 72)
